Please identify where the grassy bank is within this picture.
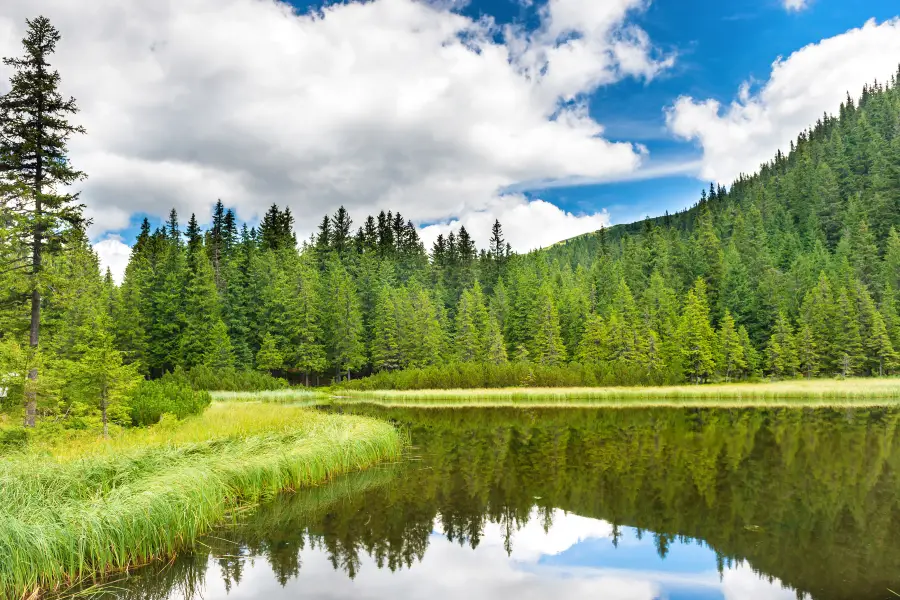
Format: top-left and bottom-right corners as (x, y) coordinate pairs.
(0, 403), (405, 598)
(210, 388), (327, 405)
(332, 378), (900, 408)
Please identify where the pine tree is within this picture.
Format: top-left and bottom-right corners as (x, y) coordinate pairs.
(866, 309), (898, 376)
(180, 233), (221, 368)
(677, 278), (717, 383)
(203, 320), (235, 370)
(833, 287), (865, 377)
(324, 257), (365, 380)
(766, 311), (799, 378)
(576, 314), (609, 365)
(718, 311), (746, 381)
(371, 284), (402, 371)
(255, 333), (283, 373)
(485, 315), (508, 365)
(0, 17), (86, 426)
(530, 283), (567, 366)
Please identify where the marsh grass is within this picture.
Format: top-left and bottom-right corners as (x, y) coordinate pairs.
(334, 378), (900, 408)
(0, 403), (404, 598)
(210, 389), (327, 405)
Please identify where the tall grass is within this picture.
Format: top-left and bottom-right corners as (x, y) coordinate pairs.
(210, 389), (326, 405)
(336, 378), (900, 408)
(0, 403), (405, 598)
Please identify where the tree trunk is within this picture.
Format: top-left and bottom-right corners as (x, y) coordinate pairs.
(101, 387), (109, 438)
(24, 146), (43, 428)
(305, 371), (309, 387)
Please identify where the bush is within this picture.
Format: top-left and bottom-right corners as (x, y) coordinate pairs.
(126, 376), (212, 427)
(180, 365), (289, 392)
(0, 428), (27, 452)
(339, 361), (683, 391)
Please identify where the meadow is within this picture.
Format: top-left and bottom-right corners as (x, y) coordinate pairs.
(0, 403), (405, 598)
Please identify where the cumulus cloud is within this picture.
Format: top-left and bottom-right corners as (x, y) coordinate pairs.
(665, 18), (900, 183)
(0, 0), (671, 253)
(93, 235), (132, 284)
(783, 0), (810, 12)
(419, 196), (610, 253)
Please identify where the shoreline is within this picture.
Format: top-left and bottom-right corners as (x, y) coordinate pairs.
(0, 403), (405, 598)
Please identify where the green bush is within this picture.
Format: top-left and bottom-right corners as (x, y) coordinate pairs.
(126, 376), (212, 427)
(0, 428), (27, 452)
(339, 362), (682, 391)
(180, 365), (289, 392)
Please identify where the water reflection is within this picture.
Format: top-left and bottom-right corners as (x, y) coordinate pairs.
(83, 407), (900, 600)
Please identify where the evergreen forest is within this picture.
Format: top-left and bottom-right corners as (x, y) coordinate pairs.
(4, 16), (900, 429)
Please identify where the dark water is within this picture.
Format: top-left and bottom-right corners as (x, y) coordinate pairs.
(88, 407), (900, 600)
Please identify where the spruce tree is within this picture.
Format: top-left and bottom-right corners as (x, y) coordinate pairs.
(766, 311), (799, 378)
(866, 310), (898, 376)
(0, 16), (86, 426)
(324, 256), (365, 379)
(833, 287), (865, 377)
(485, 315), (508, 365)
(255, 333), (283, 373)
(371, 284), (402, 371)
(576, 314), (609, 365)
(718, 311), (745, 382)
(677, 278), (717, 383)
(530, 283), (567, 366)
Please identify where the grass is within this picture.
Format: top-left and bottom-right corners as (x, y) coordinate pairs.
(0, 402), (405, 598)
(210, 388), (328, 405)
(330, 377), (900, 408)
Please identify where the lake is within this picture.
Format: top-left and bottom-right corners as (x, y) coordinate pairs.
(83, 406), (900, 600)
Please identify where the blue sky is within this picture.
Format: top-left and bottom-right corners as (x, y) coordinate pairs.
(2, 0), (899, 279)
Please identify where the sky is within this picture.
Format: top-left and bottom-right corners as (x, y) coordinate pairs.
(1, 0), (900, 282)
(174, 509), (805, 599)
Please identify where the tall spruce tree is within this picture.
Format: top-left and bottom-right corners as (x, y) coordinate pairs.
(0, 16), (86, 426)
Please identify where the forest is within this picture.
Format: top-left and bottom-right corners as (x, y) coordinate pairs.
(3, 15), (900, 431)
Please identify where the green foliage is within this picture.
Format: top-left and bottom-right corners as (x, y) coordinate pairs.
(126, 375), (211, 427)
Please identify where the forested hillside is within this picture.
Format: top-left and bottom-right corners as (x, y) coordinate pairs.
(108, 67), (900, 389)
(3, 13), (900, 426)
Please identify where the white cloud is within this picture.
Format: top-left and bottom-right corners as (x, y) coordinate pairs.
(783, 0), (810, 12)
(93, 235), (132, 284)
(666, 18), (900, 183)
(0, 0), (671, 251)
(419, 196), (610, 253)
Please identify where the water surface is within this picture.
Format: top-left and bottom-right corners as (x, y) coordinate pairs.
(87, 407), (900, 600)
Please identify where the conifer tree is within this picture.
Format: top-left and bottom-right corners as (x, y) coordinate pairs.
(866, 310), (898, 376)
(576, 314), (609, 365)
(530, 283), (567, 366)
(718, 311), (745, 381)
(324, 256), (365, 379)
(766, 311), (799, 378)
(677, 278), (717, 383)
(203, 320), (235, 370)
(371, 284), (402, 371)
(833, 287), (865, 377)
(0, 16), (86, 426)
(485, 315), (508, 365)
(255, 333), (283, 373)
(180, 222), (221, 368)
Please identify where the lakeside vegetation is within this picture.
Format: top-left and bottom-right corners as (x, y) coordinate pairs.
(334, 378), (900, 407)
(0, 403), (404, 598)
(86, 407), (900, 600)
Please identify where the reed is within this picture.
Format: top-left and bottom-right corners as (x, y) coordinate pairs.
(0, 403), (405, 598)
(210, 389), (327, 405)
(334, 378), (900, 408)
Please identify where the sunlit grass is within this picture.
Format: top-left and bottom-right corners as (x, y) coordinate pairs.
(334, 378), (900, 408)
(210, 389), (327, 405)
(0, 403), (405, 598)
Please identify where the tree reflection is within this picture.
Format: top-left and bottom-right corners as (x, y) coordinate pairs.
(79, 407), (900, 600)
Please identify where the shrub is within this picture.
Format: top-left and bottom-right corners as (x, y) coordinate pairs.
(180, 365), (289, 392)
(0, 428), (27, 452)
(126, 377), (211, 427)
(339, 361), (682, 391)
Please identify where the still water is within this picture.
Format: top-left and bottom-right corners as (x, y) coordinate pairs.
(89, 407), (900, 600)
